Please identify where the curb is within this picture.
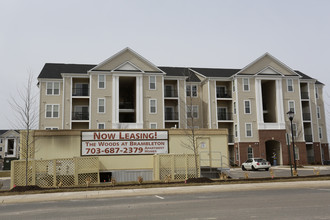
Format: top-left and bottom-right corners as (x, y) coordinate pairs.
(1, 180), (330, 204)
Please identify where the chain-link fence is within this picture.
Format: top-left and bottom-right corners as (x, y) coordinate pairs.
(11, 157), (99, 188)
(153, 154), (200, 181)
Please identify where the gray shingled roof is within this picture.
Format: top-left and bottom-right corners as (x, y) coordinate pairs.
(38, 63), (320, 84)
(38, 63), (96, 79)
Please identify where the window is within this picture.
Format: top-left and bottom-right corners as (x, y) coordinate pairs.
(186, 85), (198, 97)
(150, 99), (157, 114)
(216, 86), (226, 98)
(45, 127), (59, 130)
(234, 124), (238, 138)
(232, 81), (235, 92)
(294, 146), (300, 160)
(0, 147), (2, 152)
(243, 78), (249, 91)
(98, 75), (105, 89)
(0, 138), (3, 144)
(98, 98), (105, 113)
(235, 148), (239, 161)
(150, 123), (157, 129)
(287, 79), (293, 92)
(233, 102), (237, 114)
(319, 127), (323, 139)
(187, 105), (198, 118)
(45, 104), (59, 118)
(149, 76), (156, 90)
(246, 123), (252, 137)
(317, 106), (321, 119)
(244, 100), (251, 114)
(288, 101), (295, 113)
(248, 147), (253, 159)
(315, 87), (319, 99)
(46, 82), (60, 95)
(98, 123), (105, 129)
(292, 123), (297, 137)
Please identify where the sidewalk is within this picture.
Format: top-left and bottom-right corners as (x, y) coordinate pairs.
(1, 180), (330, 204)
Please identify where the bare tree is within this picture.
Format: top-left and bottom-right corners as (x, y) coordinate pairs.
(8, 73), (38, 186)
(179, 68), (201, 177)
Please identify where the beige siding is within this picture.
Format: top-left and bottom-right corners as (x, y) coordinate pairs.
(143, 75), (164, 129)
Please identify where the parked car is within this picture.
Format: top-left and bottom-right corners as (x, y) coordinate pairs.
(242, 158), (271, 171)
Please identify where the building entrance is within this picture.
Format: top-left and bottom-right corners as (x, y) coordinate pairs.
(266, 140), (281, 166)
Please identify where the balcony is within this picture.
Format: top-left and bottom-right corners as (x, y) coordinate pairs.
(216, 90), (232, 98)
(305, 135), (313, 142)
(303, 113), (311, 121)
(301, 92), (309, 100)
(228, 135), (234, 144)
(72, 88), (89, 96)
(217, 113), (233, 121)
(72, 112), (89, 120)
(164, 89), (178, 98)
(165, 112), (179, 120)
(119, 102), (134, 109)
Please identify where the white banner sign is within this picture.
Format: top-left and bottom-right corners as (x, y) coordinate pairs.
(81, 131), (168, 156)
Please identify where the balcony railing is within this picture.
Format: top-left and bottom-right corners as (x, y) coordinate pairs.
(165, 112), (179, 120)
(164, 89), (178, 98)
(72, 112), (89, 120)
(217, 113), (233, 121)
(303, 113), (311, 121)
(119, 102), (134, 109)
(72, 88), (89, 96)
(216, 90), (232, 98)
(305, 135), (313, 142)
(301, 92), (309, 99)
(228, 135), (234, 143)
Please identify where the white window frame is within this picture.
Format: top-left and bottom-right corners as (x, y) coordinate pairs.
(317, 106), (321, 119)
(234, 124), (238, 138)
(45, 127), (59, 130)
(243, 78), (250, 91)
(319, 127), (323, 139)
(233, 102), (237, 114)
(45, 104), (59, 118)
(187, 105), (198, 119)
(288, 100), (295, 113)
(287, 79), (294, 92)
(149, 99), (157, 114)
(248, 147), (253, 159)
(150, 123), (157, 129)
(292, 123), (297, 137)
(244, 100), (251, 114)
(245, 123), (252, 137)
(295, 146), (300, 160)
(149, 76), (156, 90)
(98, 98), (105, 113)
(98, 75), (105, 89)
(232, 81), (235, 92)
(97, 123), (105, 129)
(46, 82), (60, 95)
(186, 84), (198, 97)
(0, 138), (3, 144)
(315, 87), (319, 99)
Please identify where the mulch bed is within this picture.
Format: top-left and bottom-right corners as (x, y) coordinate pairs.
(9, 185), (44, 192)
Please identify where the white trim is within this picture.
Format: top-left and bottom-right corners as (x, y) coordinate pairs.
(150, 122), (157, 129)
(97, 122), (105, 129)
(287, 78), (294, 92)
(46, 81), (60, 96)
(288, 100), (295, 113)
(245, 123), (253, 138)
(244, 100), (251, 114)
(98, 98), (106, 114)
(149, 75), (156, 90)
(45, 104), (60, 118)
(243, 78), (250, 91)
(113, 61), (143, 72)
(98, 74), (106, 89)
(256, 66), (285, 76)
(89, 74), (92, 129)
(207, 80), (211, 129)
(149, 99), (157, 114)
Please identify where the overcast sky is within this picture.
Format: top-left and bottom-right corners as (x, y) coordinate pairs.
(1, 0), (329, 138)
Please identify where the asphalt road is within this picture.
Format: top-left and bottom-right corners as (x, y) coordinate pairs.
(1, 185), (330, 220)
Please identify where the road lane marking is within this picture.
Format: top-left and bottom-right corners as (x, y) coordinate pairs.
(155, 195), (164, 200)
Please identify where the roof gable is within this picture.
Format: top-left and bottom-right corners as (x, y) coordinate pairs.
(236, 53), (299, 77)
(91, 47), (163, 73)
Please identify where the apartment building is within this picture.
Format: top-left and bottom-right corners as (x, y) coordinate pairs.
(38, 47), (329, 165)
